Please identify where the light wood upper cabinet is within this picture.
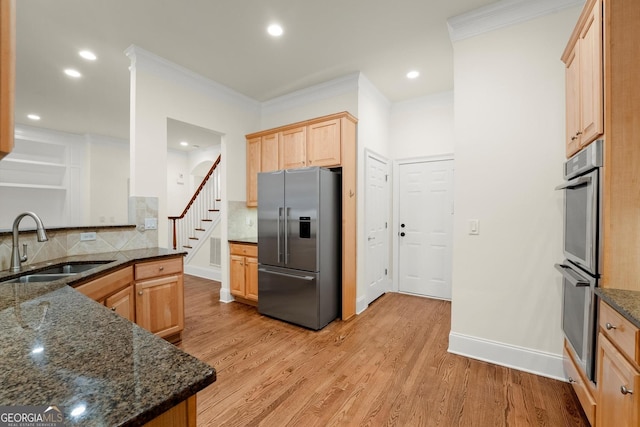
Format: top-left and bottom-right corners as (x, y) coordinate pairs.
(280, 126), (307, 170)
(246, 137), (261, 207)
(307, 118), (341, 167)
(261, 132), (280, 172)
(0, 0), (16, 161)
(562, 0), (603, 157)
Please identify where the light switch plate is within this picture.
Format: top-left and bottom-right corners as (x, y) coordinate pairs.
(469, 219), (479, 235)
(144, 218), (158, 230)
(80, 232), (97, 241)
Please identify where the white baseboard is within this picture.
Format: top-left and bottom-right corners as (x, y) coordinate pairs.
(448, 331), (566, 381)
(184, 265), (221, 281)
(219, 288), (234, 303)
(356, 295), (368, 315)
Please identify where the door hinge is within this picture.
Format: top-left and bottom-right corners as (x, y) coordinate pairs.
(385, 174), (388, 182)
(385, 222), (388, 229)
(385, 268), (388, 275)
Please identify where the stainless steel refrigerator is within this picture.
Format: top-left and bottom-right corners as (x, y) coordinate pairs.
(257, 167), (341, 330)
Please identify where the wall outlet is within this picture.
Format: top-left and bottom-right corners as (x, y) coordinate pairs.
(144, 218), (158, 230)
(80, 232), (97, 241)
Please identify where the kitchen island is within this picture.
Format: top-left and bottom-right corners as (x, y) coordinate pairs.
(0, 248), (216, 426)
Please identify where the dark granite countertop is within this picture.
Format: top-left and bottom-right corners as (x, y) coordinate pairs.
(0, 248), (216, 426)
(595, 288), (640, 329)
(228, 237), (258, 245)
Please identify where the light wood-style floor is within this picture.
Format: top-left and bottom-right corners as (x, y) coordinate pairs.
(179, 275), (589, 427)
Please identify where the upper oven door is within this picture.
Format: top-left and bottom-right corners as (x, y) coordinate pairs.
(556, 168), (599, 275)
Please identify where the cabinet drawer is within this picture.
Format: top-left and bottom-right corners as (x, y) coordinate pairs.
(600, 301), (639, 364)
(229, 243), (257, 258)
(563, 340), (596, 426)
(135, 257), (183, 280)
(75, 266), (134, 302)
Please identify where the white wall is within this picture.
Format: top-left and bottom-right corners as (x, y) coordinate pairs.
(166, 150), (190, 217)
(390, 91), (455, 159)
(87, 135), (129, 225)
(449, 7), (581, 379)
(127, 46), (260, 301)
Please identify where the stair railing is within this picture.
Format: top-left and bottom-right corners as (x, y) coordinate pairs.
(168, 155), (221, 250)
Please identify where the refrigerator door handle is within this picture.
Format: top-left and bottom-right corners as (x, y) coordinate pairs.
(258, 268), (315, 281)
(277, 207), (283, 263)
(284, 207), (290, 265)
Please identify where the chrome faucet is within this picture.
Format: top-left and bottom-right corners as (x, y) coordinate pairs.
(10, 212), (48, 272)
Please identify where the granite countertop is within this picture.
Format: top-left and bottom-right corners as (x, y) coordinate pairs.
(595, 288), (640, 329)
(228, 237), (258, 244)
(0, 248), (216, 426)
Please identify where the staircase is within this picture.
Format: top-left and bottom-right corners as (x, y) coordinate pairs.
(169, 155), (221, 262)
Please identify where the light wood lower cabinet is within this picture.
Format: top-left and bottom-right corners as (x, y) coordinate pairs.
(143, 395), (196, 427)
(75, 256), (185, 342)
(135, 257), (185, 342)
(229, 242), (258, 303)
(596, 300), (640, 427)
(75, 266), (135, 322)
(563, 340), (596, 426)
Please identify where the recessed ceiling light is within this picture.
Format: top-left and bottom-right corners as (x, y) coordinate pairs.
(27, 114), (41, 121)
(267, 24), (284, 37)
(64, 69), (82, 78)
(180, 141), (189, 147)
(407, 70), (420, 79)
(79, 50), (97, 61)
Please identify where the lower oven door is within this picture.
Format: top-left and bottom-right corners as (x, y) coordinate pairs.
(555, 262), (597, 381)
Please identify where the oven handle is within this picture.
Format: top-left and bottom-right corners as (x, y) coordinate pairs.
(555, 175), (592, 190)
(554, 263), (590, 287)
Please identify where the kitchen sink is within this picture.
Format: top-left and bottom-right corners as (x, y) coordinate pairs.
(36, 261), (113, 275)
(4, 273), (75, 283)
(0, 261), (114, 284)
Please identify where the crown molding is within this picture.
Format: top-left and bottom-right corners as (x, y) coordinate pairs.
(447, 0), (585, 42)
(358, 73), (391, 109)
(124, 45), (260, 113)
(261, 73), (360, 116)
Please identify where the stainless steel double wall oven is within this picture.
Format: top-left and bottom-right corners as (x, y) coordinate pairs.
(555, 140), (603, 382)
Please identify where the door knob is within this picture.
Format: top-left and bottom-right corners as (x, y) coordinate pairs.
(400, 224), (405, 228)
(400, 232), (405, 237)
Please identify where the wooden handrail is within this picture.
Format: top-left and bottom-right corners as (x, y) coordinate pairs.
(169, 154), (221, 249)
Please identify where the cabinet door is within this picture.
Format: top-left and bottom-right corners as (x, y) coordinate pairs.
(246, 137), (261, 207)
(307, 119), (341, 167)
(230, 254), (246, 297)
(261, 133), (280, 172)
(565, 46), (582, 157)
(105, 285), (135, 322)
(281, 127), (307, 169)
(0, 0), (15, 161)
(135, 275), (184, 339)
(245, 257), (258, 302)
(578, 0), (603, 147)
(597, 334), (640, 427)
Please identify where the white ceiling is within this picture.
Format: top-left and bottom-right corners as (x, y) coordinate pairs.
(14, 0), (498, 141)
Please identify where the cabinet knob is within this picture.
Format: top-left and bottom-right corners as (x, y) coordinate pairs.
(621, 385), (634, 395)
(576, 131), (582, 136)
(605, 322), (617, 330)
(159, 266), (164, 271)
(138, 291), (143, 296)
(111, 307), (116, 311)
(571, 136), (578, 141)
(568, 376), (575, 383)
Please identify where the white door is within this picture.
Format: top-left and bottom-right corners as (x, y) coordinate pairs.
(365, 152), (390, 305)
(398, 159), (454, 299)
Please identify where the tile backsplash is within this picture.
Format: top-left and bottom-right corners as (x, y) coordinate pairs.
(0, 226), (155, 271)
(227, 201), (257, 240)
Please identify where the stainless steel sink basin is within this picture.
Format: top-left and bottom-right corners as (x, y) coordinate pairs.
(1, 261), (114, 284)
(5, 273), (75, 283)
(37, 261), (113, 275)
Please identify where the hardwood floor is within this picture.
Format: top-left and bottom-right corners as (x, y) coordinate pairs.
(179, 275), (589, 426)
